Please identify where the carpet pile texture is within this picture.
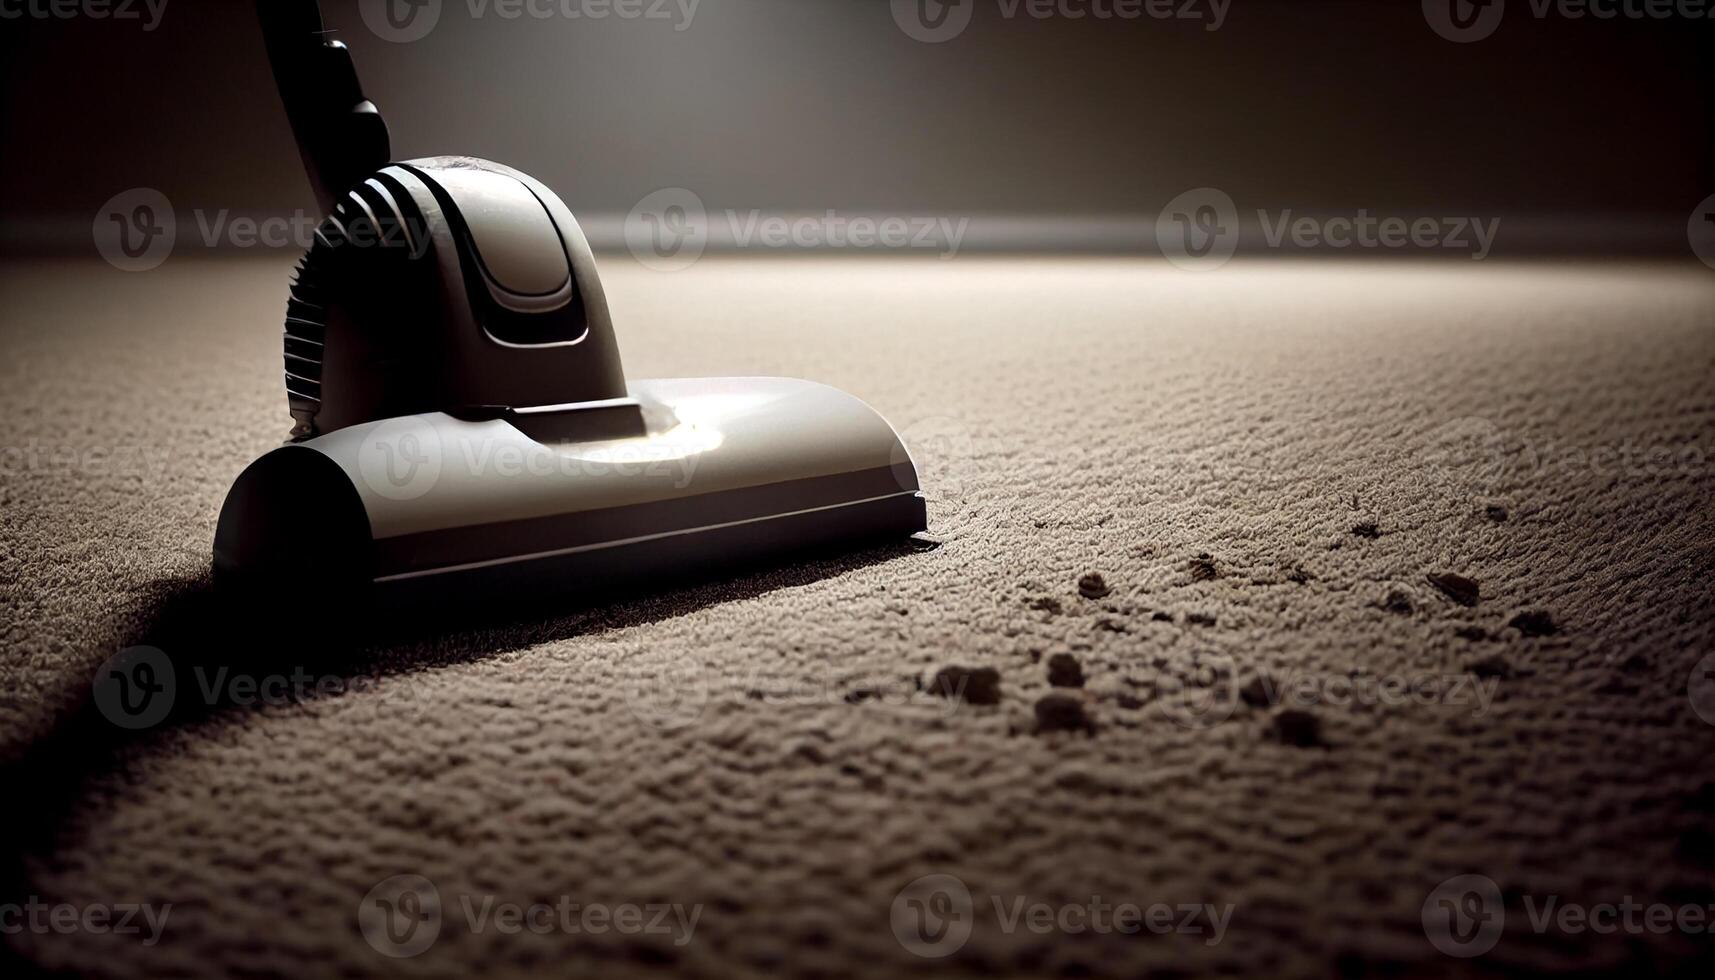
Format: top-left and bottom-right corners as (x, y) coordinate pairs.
(2, 256), (1713, 977)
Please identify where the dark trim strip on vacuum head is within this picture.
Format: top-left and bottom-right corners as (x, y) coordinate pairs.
(376, 489), (923, 583)
(372, 464), (918, 579)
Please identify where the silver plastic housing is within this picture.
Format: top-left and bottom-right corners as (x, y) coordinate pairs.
(215, 377), (926, 604)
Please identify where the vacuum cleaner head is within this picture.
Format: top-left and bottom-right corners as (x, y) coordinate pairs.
(217, 1), (926, 605)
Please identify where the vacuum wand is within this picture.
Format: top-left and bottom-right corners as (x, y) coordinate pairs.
(254, 0), (390, 215)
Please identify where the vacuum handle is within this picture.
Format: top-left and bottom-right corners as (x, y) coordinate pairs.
(255, 0), (391, 215)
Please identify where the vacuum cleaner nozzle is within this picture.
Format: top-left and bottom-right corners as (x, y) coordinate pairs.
(218, 1), (926, 604)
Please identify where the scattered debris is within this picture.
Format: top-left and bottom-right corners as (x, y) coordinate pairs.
(929, 666), (1002, 706)
(1454, 626), (1490, 642)
(1240, 675), (1276, 708)
(1508, 610), (1559, 637)
(1484, 504), (1509, 522)
(1189, 554), (1220, 582)
(1426, 572), (1481, 607)
(1186, 612), (1218, 627)
(1467, 654), (1512, 680)
(1047, 653), (1085, 688)
(1382, 590), (1414, 615)
(1151, 611), (1173, 623)
(1034, 694), (1096, 735)
(1028, 596), (1063, 615)
(1351, 521), (1381, 539)
(1077, 573), (1111, 599)
(1272, 709), (1326, 748)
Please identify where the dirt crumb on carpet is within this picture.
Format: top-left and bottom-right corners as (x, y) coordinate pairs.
(1467, 653), (1513, 680)
(1188, 554), (1220, 581)
(1077, 573), (1111, 599)
(1351, 521), (1381, 539)
(1028, 596), (1063, 615)
(1273, 709), (1326, 748)
(1509, 610), (1560, 637)
(1382, 590), (1414, 615)
(1046, 653), (1084, 688)
(929, 666), (1002, 705)
(1426, 571), (1481, 607)
(1034, 694), (1096, 735)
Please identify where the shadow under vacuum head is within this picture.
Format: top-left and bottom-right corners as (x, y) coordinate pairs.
(216, 5), (925, 605)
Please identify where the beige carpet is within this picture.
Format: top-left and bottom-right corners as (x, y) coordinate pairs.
(2, 254), (1714, 978)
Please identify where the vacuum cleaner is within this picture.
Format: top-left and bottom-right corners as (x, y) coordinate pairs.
(215, 0), (926, 606)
